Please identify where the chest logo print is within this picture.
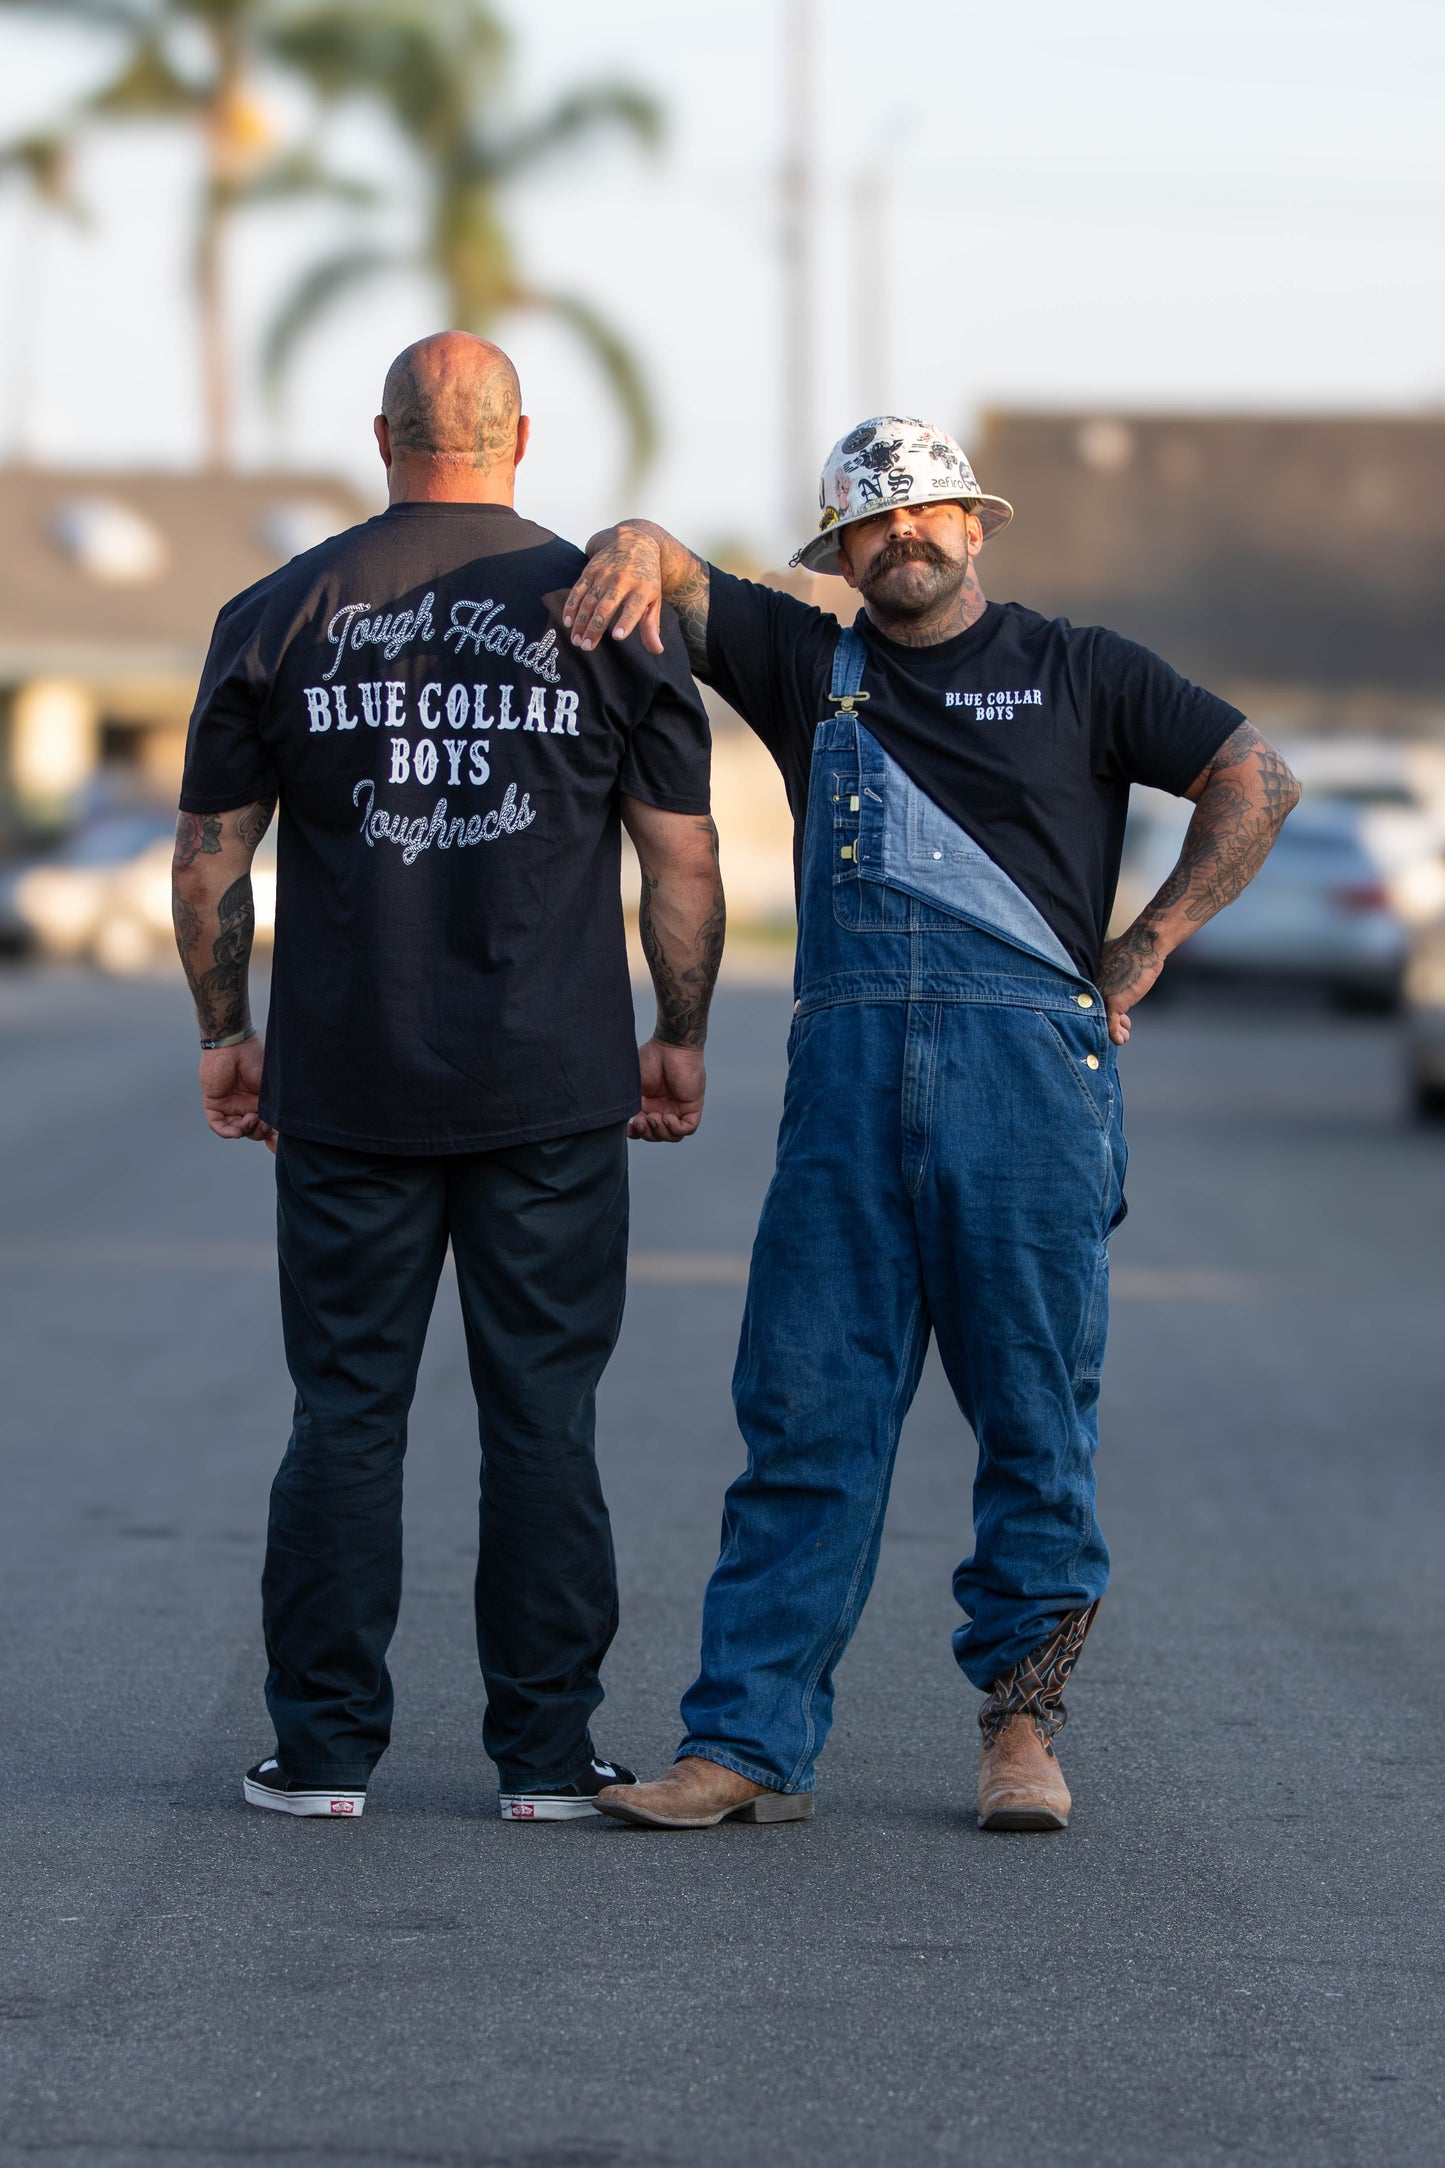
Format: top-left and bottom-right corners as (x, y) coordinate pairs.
(946, 689), (1043, 721)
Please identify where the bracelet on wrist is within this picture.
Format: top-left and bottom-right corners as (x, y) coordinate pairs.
(200, 1026), (256, 1052)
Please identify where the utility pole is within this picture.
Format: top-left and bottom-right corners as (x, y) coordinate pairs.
(852, 166), (887, 420)
(781, 0), (817, 552)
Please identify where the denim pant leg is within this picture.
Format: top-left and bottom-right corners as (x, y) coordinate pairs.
(678, 1002), (929, 1793)
(265, 1138), (449, 1784)
(447, 1127), (629, 1790)
(914, 999), (1120, 1691)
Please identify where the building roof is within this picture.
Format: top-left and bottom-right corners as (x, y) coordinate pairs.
(0, 465), (374, 683)
(973, 410), (1445, 697)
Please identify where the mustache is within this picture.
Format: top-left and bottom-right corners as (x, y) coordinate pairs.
(861, 536), (956, 581)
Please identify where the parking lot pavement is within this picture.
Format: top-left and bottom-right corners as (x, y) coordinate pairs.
(2, 966), (1444, 2168)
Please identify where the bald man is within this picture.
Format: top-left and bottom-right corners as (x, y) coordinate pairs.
(174, 334), (720, 1821)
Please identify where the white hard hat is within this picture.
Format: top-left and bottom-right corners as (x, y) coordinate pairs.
(790, 415), (1014, 574)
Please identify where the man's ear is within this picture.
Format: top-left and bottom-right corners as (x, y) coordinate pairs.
(374, 414), (392, 470)
(836, 535), (860, 592)
(513, 413), (531, 468)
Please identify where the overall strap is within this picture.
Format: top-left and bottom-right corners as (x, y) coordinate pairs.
(826, 625), (869, 714)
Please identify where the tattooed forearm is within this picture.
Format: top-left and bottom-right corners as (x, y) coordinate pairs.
(1172, 726), (1301, 924)
(1173, 776), (1268, 922)
(172, 799), (269, 1038)
(171, 891), (201, 956)
(174, 811), (222, 869)
(666, 548), (712, 677)
(184, 876), (254, 1039)
(637, 816), (725, 1048)
(1100, 725), (1300, 992)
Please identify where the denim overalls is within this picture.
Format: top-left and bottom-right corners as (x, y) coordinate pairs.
(678, 629), (1127, 1794)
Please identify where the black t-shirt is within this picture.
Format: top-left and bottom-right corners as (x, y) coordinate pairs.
(181, 502), (711, 1153)
(706, 571), (1243, 976)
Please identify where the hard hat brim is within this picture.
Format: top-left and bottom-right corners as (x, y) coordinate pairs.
(790, 492), (1014, 576)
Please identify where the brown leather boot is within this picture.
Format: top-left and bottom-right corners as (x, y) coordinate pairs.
(593, 1755), (814, 1829)
(976, 1602), (1099, 1832)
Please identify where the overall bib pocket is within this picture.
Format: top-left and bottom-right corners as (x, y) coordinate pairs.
(1038, 1008), (1116, 1133)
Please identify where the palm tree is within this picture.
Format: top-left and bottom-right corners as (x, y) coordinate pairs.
(0, 0), (372, 467)
(261, 2), (663, 486)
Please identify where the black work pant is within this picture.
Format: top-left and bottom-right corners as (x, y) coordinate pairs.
(262, 1125), (629, 1790)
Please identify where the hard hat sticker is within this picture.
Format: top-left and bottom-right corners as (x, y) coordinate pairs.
(791, 414), (1014, 575)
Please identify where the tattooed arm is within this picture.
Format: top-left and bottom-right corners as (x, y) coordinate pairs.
(621, 798), (725, 1142)
(172, 798), (277, 1145)
(1098, 723), (1301, 1046)
(564, 521), (712, 677)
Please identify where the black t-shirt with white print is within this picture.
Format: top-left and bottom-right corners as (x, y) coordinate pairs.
(181, 502), (711, 1153)
(705, 570), (1243, 978)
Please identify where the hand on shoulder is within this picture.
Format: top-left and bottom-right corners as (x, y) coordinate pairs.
(564, 521), (667, 656)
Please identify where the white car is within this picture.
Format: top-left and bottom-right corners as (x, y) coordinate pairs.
(1117, 789), (1407, 1009)
(6, 811), (277, 974)
(1279, 739), (1445, 926)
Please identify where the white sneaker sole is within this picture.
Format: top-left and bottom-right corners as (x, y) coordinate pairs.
(243, 1777), (366, 1818)
(498, 1790), (631, 1822)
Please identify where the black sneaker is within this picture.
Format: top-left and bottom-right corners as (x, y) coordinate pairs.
(242, 1757), (366, 1818)
(498, 1755), (637, 1822)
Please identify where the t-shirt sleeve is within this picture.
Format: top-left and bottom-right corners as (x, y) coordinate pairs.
(1089, 629), (1245, 796)
(179, 590), (278, 813)
(617, 609), (713, 815)
(704, 566), (839, 759)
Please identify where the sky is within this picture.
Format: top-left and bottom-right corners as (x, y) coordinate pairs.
(1, 0), (1443, 561)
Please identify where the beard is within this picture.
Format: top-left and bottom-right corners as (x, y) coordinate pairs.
(855, 534), (968, 618)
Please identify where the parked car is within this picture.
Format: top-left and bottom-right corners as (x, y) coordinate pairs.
(1280, 739), (1445, 925)
(3, 811), (277, 974)
(1306, 780), (1445, 926)
(1118, 790), (1407, 1009)
(0, 840), (62, 954)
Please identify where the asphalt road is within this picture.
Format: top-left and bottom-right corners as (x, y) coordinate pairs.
(2, 964), (1443, 2168)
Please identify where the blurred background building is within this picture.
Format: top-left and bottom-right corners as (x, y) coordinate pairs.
(0, 466), (365, 835)
(977, 409), (1445, 737)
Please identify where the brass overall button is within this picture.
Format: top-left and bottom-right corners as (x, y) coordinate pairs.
(1076, 993), (1094, 1008)
(1085, 1055), (1100, 1070)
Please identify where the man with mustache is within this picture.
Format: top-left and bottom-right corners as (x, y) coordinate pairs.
(563, 416), (1298, 1832)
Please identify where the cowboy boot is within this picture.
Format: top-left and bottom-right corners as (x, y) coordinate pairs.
(594, 1756), (813, 1829)
(976, 1602), (1100, 1832)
